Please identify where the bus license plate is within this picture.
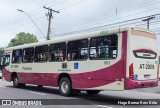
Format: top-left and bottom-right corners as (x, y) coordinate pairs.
(144, 74), (151, 78)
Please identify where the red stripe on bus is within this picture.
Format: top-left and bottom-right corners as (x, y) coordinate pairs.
(2, 68), (11, 82)
(122, 31), (128, 78)
(124, 78), (158, 89)
(3, 59), (123, 89)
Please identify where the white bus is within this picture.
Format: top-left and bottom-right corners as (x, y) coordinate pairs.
(0, 26), (159, 96)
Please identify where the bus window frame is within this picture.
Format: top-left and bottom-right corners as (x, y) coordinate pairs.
(12, 49), (23, 64)
(49, 42), (66, 62)
(89, 34), (118, 60)
(34, 45), (49, 62)
(23, 47), (34, 63)
(3, 55), (10, 67)
(67, 39), (89, 61)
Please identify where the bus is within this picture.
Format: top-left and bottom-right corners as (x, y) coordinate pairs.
(0, 26), (159, 96)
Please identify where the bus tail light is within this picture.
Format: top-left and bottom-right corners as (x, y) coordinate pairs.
(129, 63), (134, 80)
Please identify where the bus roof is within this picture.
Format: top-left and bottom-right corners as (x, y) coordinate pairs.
(5, 26), (155, 51)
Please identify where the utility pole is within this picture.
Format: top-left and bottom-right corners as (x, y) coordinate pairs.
(43, 6), (59, 40)
(142, 15), (155, 29)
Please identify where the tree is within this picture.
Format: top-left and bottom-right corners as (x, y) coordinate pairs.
(0, 47), (4, 51)
(8, 32), (38, 47)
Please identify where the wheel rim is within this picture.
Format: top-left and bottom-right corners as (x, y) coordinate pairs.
(61, 81), (69, 93)
(14, 78), (18, 86)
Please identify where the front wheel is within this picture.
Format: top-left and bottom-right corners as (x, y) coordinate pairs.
(86, 90), (101, 95)
(13, 76), (20, 88)
(59, 77), (72, 96)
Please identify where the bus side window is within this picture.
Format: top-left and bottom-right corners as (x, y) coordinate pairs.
(23, 47), (34, 63)
(50, 42), (66, 62)
(67, 53), (71, 61)
(67, 39), (88, 61)
(51, 52), (55, 61)
(35, 45), (48, 62)
(90, 34), (118, 59)
(12, 49), (22, 63)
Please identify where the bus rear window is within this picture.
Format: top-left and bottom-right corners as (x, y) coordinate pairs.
(133, 49), (157, 59)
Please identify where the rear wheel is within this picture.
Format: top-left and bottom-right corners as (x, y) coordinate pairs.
(38, 85), (43, 87)
(59, 77), (72, 96)
(86, 90), (101, 95)
(72, 89), (80, 95)
(19, 83), (26, 87)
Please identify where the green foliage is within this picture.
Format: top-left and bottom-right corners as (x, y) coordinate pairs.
(8, 32), (38, 47)
(0, 47), (4, 51)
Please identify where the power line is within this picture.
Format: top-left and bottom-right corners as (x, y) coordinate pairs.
(57, 0), (160, 23)
(1, 0), (160, 41)
(0, 0), (65, 28)
(0, 0), (157, 30)
(17, 9), (46, 39)
(0, 0), (155, 31)
(53, 5), (160, 33)
(59, 0), (86, 10)
(53, 13), (160, 36)
(58, 0), (155, 21)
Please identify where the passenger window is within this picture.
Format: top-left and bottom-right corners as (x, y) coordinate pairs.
(50, 42), (66, 61)
(12, 49), (23, 63)
(67, 39), (88, 61)
(90, 34), (118, 59)
(23, 47), (34, 63)
(34, 45), (48, 62)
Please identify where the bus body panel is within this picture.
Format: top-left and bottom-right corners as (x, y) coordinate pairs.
(128, 30), (158, 80)
(1, 26), (159, 91)
(124, 28), (159, 89)
(86, 32), (124, 90)
(130, 30), (158, 80)
(2, 66), (11, 82)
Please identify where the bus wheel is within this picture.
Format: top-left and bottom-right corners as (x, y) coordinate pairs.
(59, 77), (72, 96)
(38, 85), (43, 87)
(19, 83), (26, 87)
(13, 76), (20, 88)
(86, 90), (101, 95)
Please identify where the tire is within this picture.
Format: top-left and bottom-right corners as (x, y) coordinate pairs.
(19, 83), (26, 87)
(38, 85), (43, 87)
(13, 76), (20, 88)
(86, 90), (101, 95)
(59, 77), (72, 96)
(72, 89), (80, 96)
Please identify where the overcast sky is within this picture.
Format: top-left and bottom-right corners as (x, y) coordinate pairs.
(0, 0), (160, 53)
